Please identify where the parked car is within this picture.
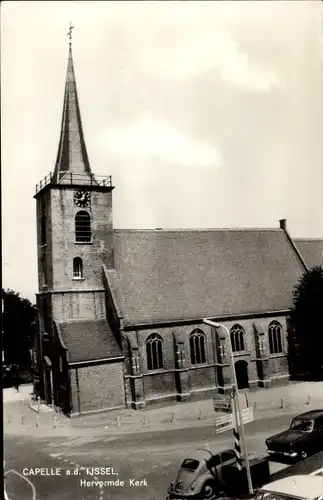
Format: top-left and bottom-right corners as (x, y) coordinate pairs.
(265, 410), (323, 459)
(253, 474), (323, 500)
(166, 448), (238, 499)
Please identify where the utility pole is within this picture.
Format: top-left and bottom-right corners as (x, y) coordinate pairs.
(203, 318), (254, 495)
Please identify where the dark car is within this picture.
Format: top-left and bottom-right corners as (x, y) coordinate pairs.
(166, 448), (237, 499)
(265, 410), (323, 460)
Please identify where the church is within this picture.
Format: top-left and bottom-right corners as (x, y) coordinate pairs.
(34, 40), (323, 417)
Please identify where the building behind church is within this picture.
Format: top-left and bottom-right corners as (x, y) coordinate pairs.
(33, 41), (323, 417)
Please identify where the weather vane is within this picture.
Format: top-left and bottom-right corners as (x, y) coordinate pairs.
(67, 21), (74, 42)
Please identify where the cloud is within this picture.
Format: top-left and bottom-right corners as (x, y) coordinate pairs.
(102, 112), (221, 168)
(136, 29), (281, 92)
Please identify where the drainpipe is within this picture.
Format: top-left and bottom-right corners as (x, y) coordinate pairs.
(75, 368), (81, 417)
(279, 219), (308, 272)
(119, 317), (128, 409)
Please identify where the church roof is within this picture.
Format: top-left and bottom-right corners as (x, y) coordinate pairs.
(56, 319), (122, 363)
(51, 42), (93, 185)
(294, 239), (323, 269)
(105, 228), (305, 327)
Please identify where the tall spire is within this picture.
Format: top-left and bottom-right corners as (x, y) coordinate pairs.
(52, 23), (93, 184)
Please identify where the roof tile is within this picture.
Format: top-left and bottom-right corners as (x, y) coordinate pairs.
(57, 319), (122, 363)
(106, 229), (305, 326)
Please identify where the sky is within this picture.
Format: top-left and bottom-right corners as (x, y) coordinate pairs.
(2, 0), (323, 303)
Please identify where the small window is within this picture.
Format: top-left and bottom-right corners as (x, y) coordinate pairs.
(268, 321), (283, 354)
(230, 325), (245, 352)
(181, 459), (200, 471)
(221, 451), (235, 463)
(59, 356), (63, 372)
(207, 454), (221, 468)
(314, 417), (323, 430)
(75, 211), (91, 243)
(190, 329), (207, 365)
(290, 418), (313, 432)
(146, 333), (163, 370)
(73, 257), (83, 279)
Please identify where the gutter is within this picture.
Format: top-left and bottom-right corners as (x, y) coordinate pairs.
(123, 309), (292, 331)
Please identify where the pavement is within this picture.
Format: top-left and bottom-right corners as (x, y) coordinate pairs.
(4, 413), (294, 500)
(3, 381), (323, 439)
(4, 381), (323, 500)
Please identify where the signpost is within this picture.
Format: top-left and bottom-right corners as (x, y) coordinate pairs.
(237, 407), (254, 426)
(214, 407), (254, 434)
(214, 414), (233, 434)
(213, 398), (232, 413)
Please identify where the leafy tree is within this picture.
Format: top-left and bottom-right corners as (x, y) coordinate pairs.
(290, 266), (323, 380)
(2, 289), (37, 370)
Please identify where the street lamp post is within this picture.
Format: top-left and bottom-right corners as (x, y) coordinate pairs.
(203, 318), (254, 495)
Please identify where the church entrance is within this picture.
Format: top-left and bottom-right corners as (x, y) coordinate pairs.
(235, 360), (249, 390)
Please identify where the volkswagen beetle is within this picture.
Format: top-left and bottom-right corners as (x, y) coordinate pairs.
(166, 448), (238, 499)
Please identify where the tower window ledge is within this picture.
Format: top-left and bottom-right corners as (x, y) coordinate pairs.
(42, 285), (48, 289)
(72, 277), (85, 281)
(74, 241), (93, 245)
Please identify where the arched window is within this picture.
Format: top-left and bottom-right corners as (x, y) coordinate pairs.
(73, 257), (83, 279)
(75, 211), (91, 243)
(146, 334), (163, 370)
(268, 321), (283, 354)
(190, 329), (207, 365)
(230, 324), (245, 352)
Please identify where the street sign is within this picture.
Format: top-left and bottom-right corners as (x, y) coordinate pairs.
(214, 407), (254, 433)
(214, 414), (233, 434)
(213, 398), (232, 413)
(238, 392), (248, 410)
(236, 407), (254, 426)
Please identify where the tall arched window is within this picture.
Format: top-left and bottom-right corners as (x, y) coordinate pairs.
(75, 211), (91, 243)
(73, 257), (83, 279)
(268, 321), (283, 354)
(230, 324), (245, 352)
(146, 334), (163, 370)
(190, 329), (207, 364)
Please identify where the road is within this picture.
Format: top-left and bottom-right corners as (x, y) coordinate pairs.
(4, 414), (294, 500)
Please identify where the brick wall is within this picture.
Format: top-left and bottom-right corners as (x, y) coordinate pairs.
(69, 362), (125, 415)
(188, 366), (216, 390)
(143, 372), (176, 399)
(51, 291), (106, 322)
(50, 188), (113, 291)
(126, 314), (290, 406)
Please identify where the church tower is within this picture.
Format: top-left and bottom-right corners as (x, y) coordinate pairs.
(34, 29), (116, 409)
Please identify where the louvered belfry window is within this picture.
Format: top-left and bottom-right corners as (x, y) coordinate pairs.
(75, 211), (91, 243)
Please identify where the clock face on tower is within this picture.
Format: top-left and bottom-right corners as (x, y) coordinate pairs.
(74, 190), (91, 208)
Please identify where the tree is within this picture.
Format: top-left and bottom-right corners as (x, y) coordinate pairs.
(290, 266), (323, 380)
(2, 289), (37, 370)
